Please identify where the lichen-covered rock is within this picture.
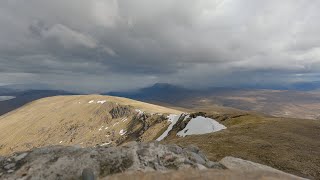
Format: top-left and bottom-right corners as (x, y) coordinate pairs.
(0, 142), (213, 180)
(109, 105), (133, 119)
(0, 143), (306, 180)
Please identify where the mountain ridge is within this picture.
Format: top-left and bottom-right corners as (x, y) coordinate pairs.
(0, 90), (76, 116)
(0, 95), (183, 155)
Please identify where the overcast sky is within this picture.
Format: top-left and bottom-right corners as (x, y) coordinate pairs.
(0, 0), (319, 92)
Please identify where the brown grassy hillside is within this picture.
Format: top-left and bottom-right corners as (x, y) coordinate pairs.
(0, 95), (182, 155)
(165, 113), (320, 179)
(1, 94), (319, 179)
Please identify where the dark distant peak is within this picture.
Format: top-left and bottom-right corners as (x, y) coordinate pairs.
(151, 83), (176, 88)
(137, 83), (194, 96)
(291, 81), (320, 91)
(144, 83), (189, 91)
(104, 83), (193, 101)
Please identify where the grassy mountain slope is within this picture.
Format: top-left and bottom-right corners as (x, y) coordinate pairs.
(165, 112), (320, 179)
(0, 95), (182, 155)
(1, 94), (319, 178)
(0, 90), (76, 116)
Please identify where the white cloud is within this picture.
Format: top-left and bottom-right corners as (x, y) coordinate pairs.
(0, 0), (319, 92)
(42, 24), (98, 49)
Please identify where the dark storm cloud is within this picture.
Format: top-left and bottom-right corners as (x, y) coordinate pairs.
(0, 0), (320, 92)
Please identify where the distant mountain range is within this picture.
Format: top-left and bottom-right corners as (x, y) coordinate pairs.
(106, 83), (320, 120)
(106, 81), (320, 100)
(1, 81), (320, 118)
(290, 81), (320, 91)
(107, 83), (195, 103)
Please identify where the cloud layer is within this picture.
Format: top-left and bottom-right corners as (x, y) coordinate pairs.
(0, 0), (320, 92)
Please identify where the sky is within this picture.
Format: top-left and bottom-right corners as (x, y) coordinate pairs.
(0, 0), (320, 92)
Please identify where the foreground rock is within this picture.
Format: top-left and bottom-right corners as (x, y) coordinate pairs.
(106, 169), (307, 180)
(0, 142), (306, 180)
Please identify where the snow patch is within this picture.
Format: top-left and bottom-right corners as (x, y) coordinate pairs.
(113, 122), (119, 127)
(97, 100), (107, 104)
(156, 114), (180, 141)
(101, 142), (112, 146)
(119, 129), (127, 136)
(98, 126), (104, 131)
(59, 141), (63, 144)
(177, 116), (226, 137)
(88, 100), (94, 104)
(105, 126), (109, 130)
(135, 109), (144, 115)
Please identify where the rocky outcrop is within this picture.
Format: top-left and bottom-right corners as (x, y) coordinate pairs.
(0, 142), (221, 180)
(109, 105), (133, 119)
(0, 142), (306, 180)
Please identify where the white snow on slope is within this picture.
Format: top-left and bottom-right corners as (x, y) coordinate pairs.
(156, 114), (180, 141)
(97, 100), (107, 104)
(177, 116), (226, 137)
(101, 142), (112, 146)
(135, 109), (144, 115)
(119, 129), (127, 136)
(88, 100), (107, 104)
(113, 122), (119, 127)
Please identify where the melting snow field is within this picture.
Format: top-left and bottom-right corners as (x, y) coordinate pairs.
(0, 96), (15, 101)
(177, 116), (226, 137)
(135, 109), (144, 115)
(156, 114), (180, 141)
(97, 100), (107, 104)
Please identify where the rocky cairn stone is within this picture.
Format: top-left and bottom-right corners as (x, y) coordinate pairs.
(0, 142), (306, 180)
